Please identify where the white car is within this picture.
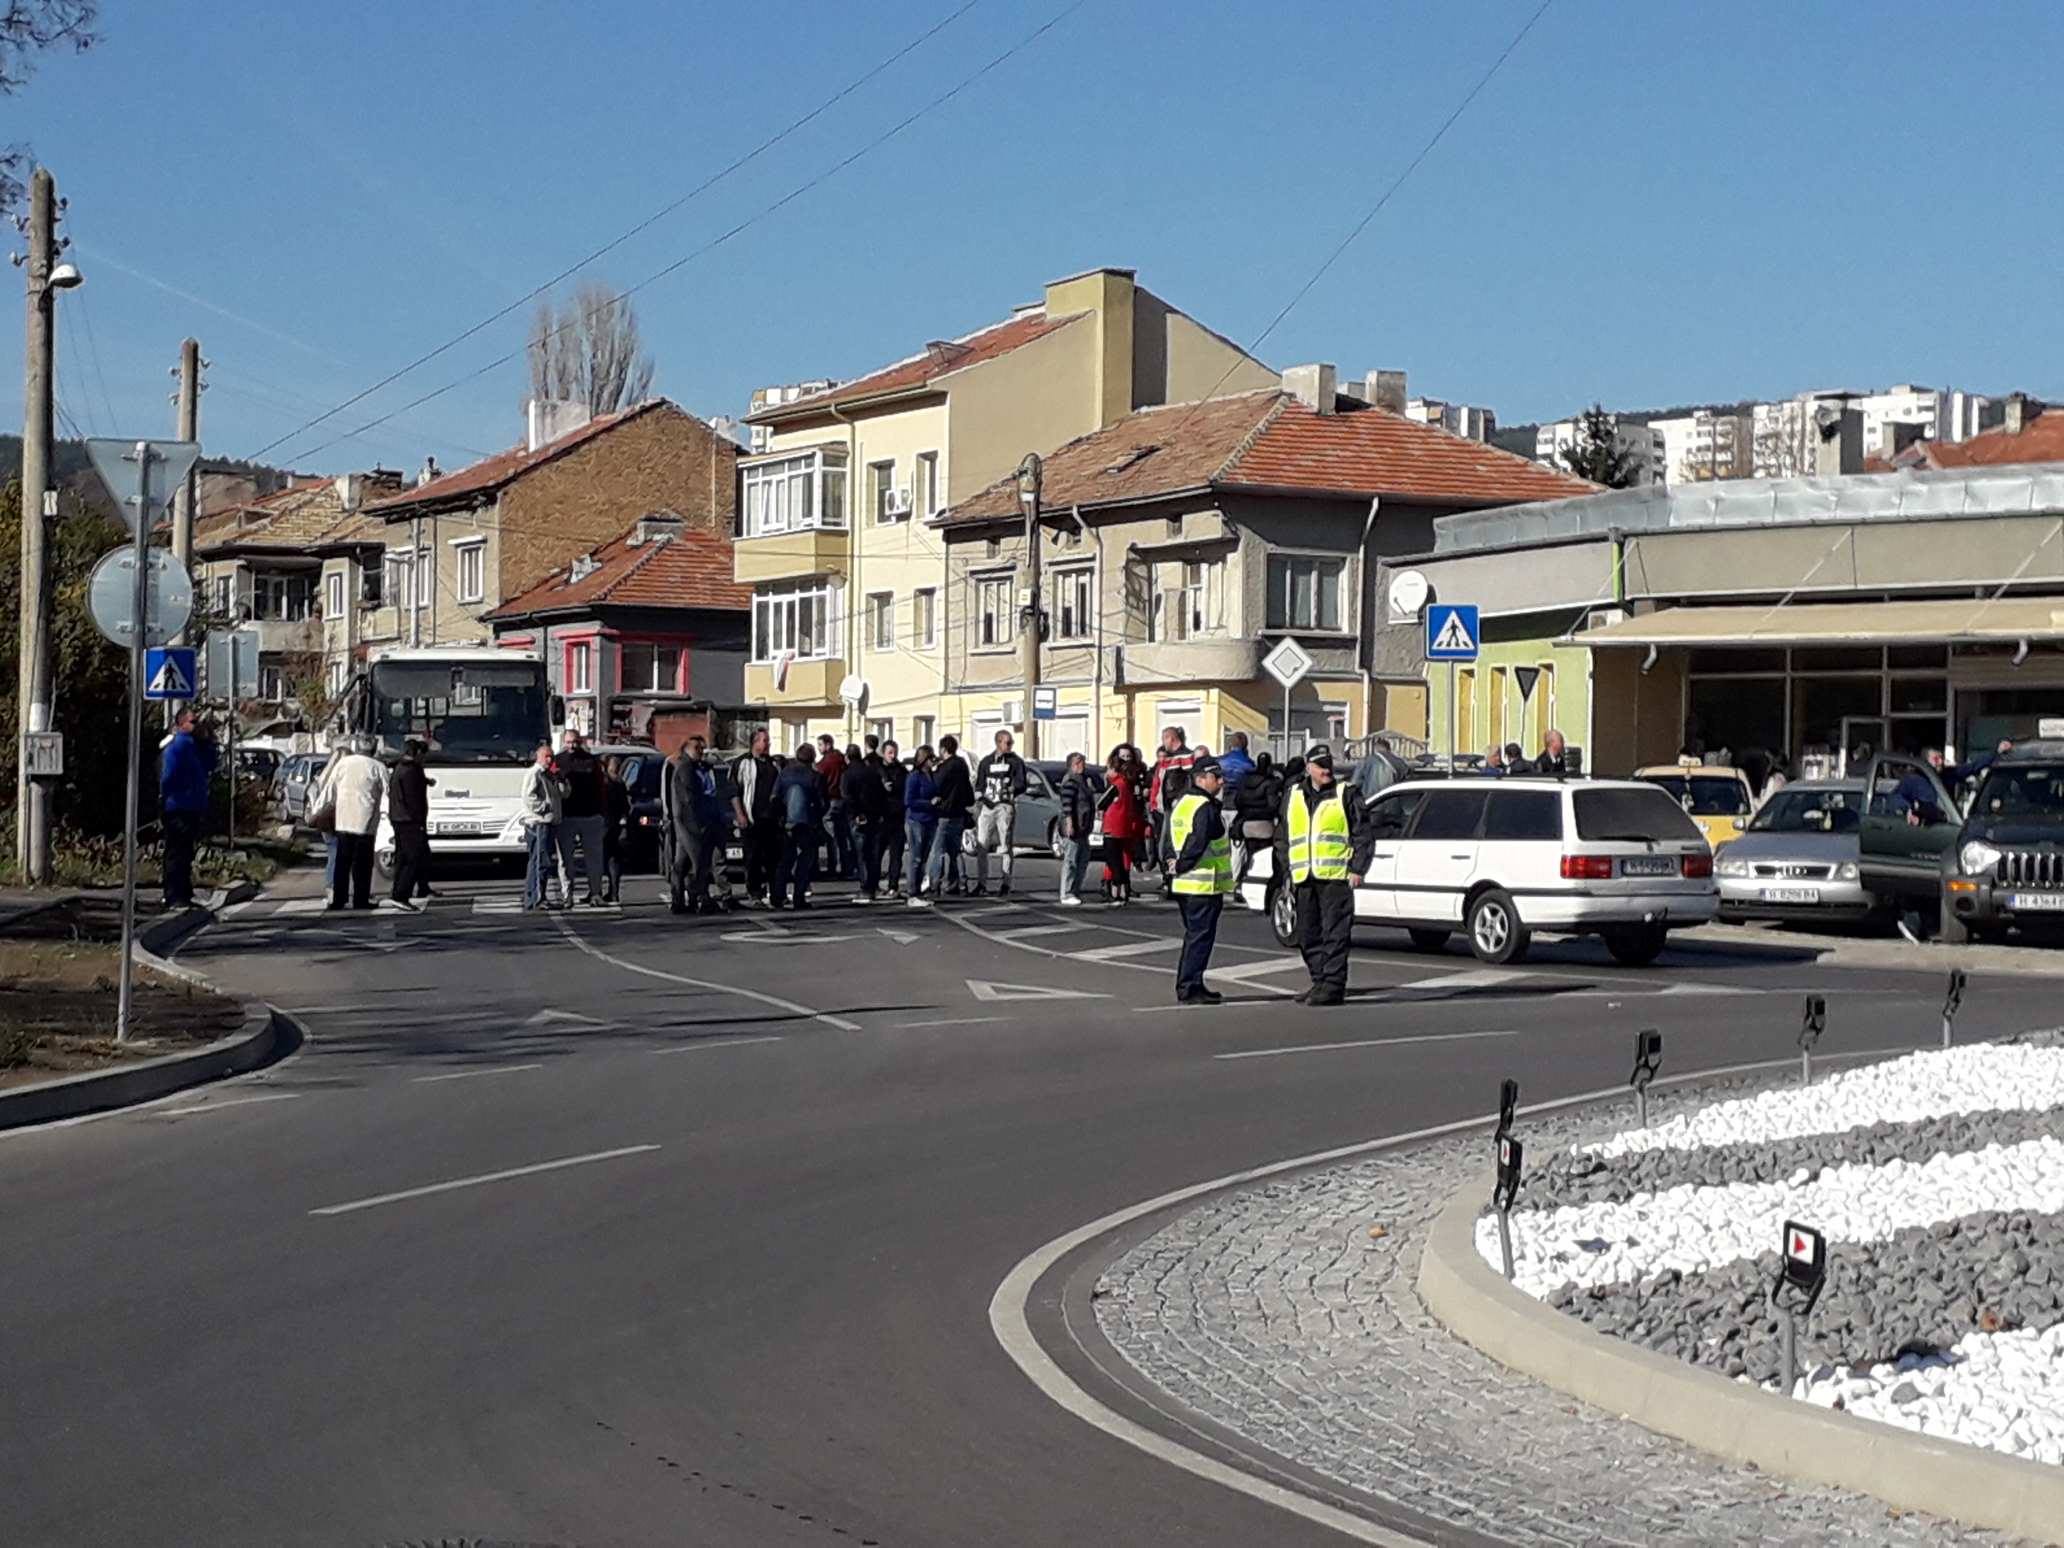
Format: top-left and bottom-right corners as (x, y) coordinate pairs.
(1236, 777), (1717, 966)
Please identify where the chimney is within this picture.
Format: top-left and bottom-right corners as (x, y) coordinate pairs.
(1367, 369), (1408, 413)
(2005, 392), (2037, 436)
(1042, 267), (1138, 427)
(632, 511), (684, 546)
(417, 456), (441, 488)
(526, 396), (593, 453)
(334, 472), (363, 510)
(1282, 363), (1337, 415)
(1811, 406), (1863, 476)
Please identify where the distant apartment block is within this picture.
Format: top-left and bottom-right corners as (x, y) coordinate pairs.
(1404, 396), (1497, 442)
(1535, 415), (1666, 485)
(1752, 385), (1989, 475)
(1652, 409), (1752, 482)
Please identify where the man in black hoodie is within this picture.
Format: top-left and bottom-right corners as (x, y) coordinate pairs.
(842, 744), (891, 902)
(387, 738), (436, 908)
(929, 733), (975, 896)
(972, 728), (1029, 897)
(551, 730), (608, 907)
(730, 729), (779, 906)
(878, 740), (908, 899)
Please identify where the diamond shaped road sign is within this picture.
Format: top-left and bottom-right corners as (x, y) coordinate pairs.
(1262, 636), (1314, 690)
(85, 438), (200, 540)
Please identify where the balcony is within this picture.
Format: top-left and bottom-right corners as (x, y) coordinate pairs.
(1123, 635), (1262, 684)
(743, 654), (843, 707)
(734, 525), (850, 585)
(248, 616), (322, 655)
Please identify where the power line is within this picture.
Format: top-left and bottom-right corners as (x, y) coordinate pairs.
(272, 0), (1089, 469)
(1172, 0), (1555, 431)
(57, 302), (99, 435)
(244, 0), (988, 463)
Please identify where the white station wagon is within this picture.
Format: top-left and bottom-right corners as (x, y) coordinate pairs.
(1236, 777), (1718, 966)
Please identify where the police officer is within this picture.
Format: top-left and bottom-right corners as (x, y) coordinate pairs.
(1167, 756), (1232, 1006)
(1274, 744), (1367, 1006)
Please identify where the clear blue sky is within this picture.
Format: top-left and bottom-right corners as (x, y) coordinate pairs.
(6, 0), (2061, 471)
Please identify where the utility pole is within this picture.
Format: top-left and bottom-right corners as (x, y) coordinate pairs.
(14, 166), (78, 882)
(169, 338), (201, 614)
(1016, 452), (1044, 761)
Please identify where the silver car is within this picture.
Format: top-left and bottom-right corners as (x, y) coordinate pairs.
(1715, 779), (1878, 922)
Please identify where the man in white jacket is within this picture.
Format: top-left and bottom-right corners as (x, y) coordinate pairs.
(519, 739), (564, 912)
(324, 735), (388, 911)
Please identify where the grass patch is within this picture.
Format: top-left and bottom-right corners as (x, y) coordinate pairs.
(0, 936), (244, 1088)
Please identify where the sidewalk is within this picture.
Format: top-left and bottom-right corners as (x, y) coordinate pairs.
(1679, 919), (2064, 978)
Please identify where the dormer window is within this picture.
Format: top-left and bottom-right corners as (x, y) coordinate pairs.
(569, 554), (600, 583)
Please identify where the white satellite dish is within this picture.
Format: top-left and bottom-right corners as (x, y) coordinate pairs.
(838, 673), (869, 708)
(1388, 569), (1430, 620)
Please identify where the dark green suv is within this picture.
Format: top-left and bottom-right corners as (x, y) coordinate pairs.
(1940, 741), (2064, 944)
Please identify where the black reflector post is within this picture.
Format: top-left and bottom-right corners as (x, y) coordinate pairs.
(1630, 1028), (1662, 1130)
(1769, 1218), (1828, 1398)
(1492, 1132), (1523, 1281)
(1943, 968), (1967, 1048)
(1799, 994), (1826, 1087)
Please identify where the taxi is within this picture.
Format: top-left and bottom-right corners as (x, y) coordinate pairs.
(1634, 763), (1756, 852)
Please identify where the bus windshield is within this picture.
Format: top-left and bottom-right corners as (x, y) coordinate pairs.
(368, 660), (546, 764)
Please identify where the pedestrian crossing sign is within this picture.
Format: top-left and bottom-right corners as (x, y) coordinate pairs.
(144, 646), (197, 700)
(1425, 603), (1480, 662)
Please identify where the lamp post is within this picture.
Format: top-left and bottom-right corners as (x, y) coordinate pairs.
(1016, 452), (1044, 761)
(14, 165), (83, 882)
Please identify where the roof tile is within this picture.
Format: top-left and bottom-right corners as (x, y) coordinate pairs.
(487, 516), (751, 620)
(748, 311), (1083, 421)
(367, 399), (671, 513)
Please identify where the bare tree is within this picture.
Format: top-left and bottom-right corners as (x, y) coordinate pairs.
(1, 1), (98, 218)
(526, 280), (656, 416)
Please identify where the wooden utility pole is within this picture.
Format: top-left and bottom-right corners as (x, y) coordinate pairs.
(170, 338), (201, 610)
(15, 167), (60, 880)
(1016, 453), (1044, 761)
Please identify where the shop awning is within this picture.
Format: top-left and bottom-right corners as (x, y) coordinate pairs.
(1578, 598), (2064, 648)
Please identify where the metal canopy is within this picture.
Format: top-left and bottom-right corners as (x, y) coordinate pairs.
(1576, 597), (2064, 648)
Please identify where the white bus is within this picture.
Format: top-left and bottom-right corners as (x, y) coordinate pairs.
(335, 645), (561, 871)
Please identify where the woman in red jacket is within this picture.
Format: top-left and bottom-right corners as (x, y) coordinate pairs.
(1099, 745), (1147, 906)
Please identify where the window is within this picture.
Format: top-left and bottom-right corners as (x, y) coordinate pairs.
(867, 590), (895, 651)
(621, 642), (681, 693)
(751, 582), (842, 662)
(913, 588), (937, 649)
(912, 715), (936, 750)
(213, 575), (233, 616)
(1410, 790), (1488, 841)
(359, 563), (385, 608)
(869, 460), (898, 522)
(915, 452), (939, 519)
(455, 540), (485, 605)
(1052, 566), (1092, 641)
(740, 450), (848, 536)
(252, 573), (314, 621)
(1571, 788), (1702, 843)
(1364, 788), (1426, 841)
(568, 641), (593, 694)
(259, 664), (286, 700)
(974, 573), (1013, 650)
(1266, 553), (1345, 631)
(1150, 559), (1222, 641)
(325, 572), (344, 619)
(867, 718), (893, 746)
(1483, 791), (1564, 841)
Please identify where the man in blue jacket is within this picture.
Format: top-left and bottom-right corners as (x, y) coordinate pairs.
(158, 709), (215, 909)
(772, 743), (828, 911)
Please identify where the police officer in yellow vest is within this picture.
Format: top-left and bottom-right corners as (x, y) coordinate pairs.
(1166, 756), (1232, 1006)
(1273, 744), (1368, 1006)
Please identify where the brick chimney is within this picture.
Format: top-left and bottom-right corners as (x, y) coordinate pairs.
(1282, 363), (1338, 415)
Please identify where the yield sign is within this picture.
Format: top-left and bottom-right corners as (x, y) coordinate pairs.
(966, 979), (1111, 1003)
(85, 437), (201, 539)
(1513, 665), (1542, 704)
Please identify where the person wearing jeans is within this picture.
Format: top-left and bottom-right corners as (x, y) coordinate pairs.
(772, 745), (827, 910)
(972, 728), (1028, 896)
(156, 708), (214, 909)
(900, 747), (940, 906)
(519, 740), (563, 911)
(551, 730), (608, 906)
(1056, 750), (1097, 905)
(928, 734), (975, 895)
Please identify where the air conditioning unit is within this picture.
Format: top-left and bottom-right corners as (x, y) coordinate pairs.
(883, 487), (912, 519)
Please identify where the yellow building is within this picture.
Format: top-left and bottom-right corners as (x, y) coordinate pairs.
(734, 267), (1277, 753)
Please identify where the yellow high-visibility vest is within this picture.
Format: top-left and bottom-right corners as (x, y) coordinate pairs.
(1168, 792), (1233, 896)
(1284, 784), (1353, 883)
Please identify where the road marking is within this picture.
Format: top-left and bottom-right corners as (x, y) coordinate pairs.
(1074, 939), (1179, 962)
(309, 1144), (661, 1217)
(1659, 980), (1760, 996)
(902, 1015), (1005, 1028)
(551, 912), (862, 1033)
(998, 924), (1097, 941)
(411, 1063), (544, 1084)
(1393, 967), (1525, 991)
(1215, 1029), (1521, 1060)
(159, 1092), (302, 1117)
(652, 1035), (785, 1055)
(720, 929), (865, 944)
(524, 1008), (609, 1027)
(968, 978), (1111, 1003)
(270, 897), (330, 917)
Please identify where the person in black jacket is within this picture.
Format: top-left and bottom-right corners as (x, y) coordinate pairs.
(552, 731), (608, 907)
(730, 729), (779, 906)
(842, 747), (891, 901)
(601, 755), (633, 903)
(929, 734), (976, 896)
(387, 738), (436, 908)
(772, 744), (827, 911)
(878, 740), (908, 899)
(666, 737), (723, 915)
(1056, 751), (1099, 905)
(971, 729), (1029, 896)
(1272, 745), (1374, 1007)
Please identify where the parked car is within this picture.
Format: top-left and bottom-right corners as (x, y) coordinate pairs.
(1030, 760), (1105, 858)
(1635, 764), (1754, 852)
(1939, 741), (2064, 944)
(1236, 775), (1715, 965)
(616, 750), (668, 873)
(1715, 779), (1875, 923)
(1854, 749), (1959, 918)
(278, 752), (328, 825)
(234, 747), (282, 785)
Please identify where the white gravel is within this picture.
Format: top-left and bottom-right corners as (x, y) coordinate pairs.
(1583, 1043), (2064, 1159)
(1478, 1138), (2064, 1295)
(1795, 1323), (2064, 1466)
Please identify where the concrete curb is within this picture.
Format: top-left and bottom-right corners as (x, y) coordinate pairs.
(0, 880), (284, 1131)
(1417, 1166), (2064, 1545)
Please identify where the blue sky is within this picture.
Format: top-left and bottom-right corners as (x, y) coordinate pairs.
(6, 0), (2061, 472)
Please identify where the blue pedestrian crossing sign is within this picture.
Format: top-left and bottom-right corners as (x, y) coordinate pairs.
(144, 646), (197, 700)
(1425, 603), (1480, 662)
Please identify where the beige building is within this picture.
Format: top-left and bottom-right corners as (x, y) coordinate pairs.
(733, 267), (1278, 752)
(934, 364), (1593, 762)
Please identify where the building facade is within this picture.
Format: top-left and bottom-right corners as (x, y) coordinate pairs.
(1652, 409), (1752, 483)
(1535, 415), (1667, 485)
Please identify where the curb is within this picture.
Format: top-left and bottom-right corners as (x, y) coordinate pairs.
(0, 880), (286, 1132)
(1417, 1167), (2064, 1545)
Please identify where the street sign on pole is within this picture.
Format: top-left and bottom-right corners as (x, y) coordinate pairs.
(205, 626), (262, 701)
(144, 646), (197, 700)
(1262, 638), (1315, 762)
(22, 730), (63, 778)
(1425, 603), (1480, 662)
(87, 546), (193, 649)
(1514, 664), (1542, 704)
(1032, 685), (1058, 721)
(85, 437), (199, 541)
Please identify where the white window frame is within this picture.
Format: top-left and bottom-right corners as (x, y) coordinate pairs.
(751, 581), (844, 664)
(739, 450), (848, 537)
(912, 715), (936, 751)
(1150, 558), (1224, 642)
(973, 570), (1014, 653)
(324, 571), (344, 619)
(869, 458), (899, 524)
(1265, 550), (1347, 633)
(569, 640), (594, 694)
(866, 717), (894, 746)
(259, 664), (287, 701)
(913, 587), (938, 649)
(915, 451), (940, 520)
(620, 641), (681, 694)
(383, 552), (412, 614)
(452, 537), (486, 605)
(327, 659), (347, 695)
(1051, 563), (1093, 643)
(866, 590), (895, 652)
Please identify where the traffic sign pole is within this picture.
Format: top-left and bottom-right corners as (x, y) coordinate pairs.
(116, 443), (152, 1044)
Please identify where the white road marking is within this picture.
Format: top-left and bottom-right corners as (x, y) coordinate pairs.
(902, 1016), (1006, 1029)
(551, 913), (862, 1033)
(967, 978), (1111, 1003)
(309, 1144), (661, 1216)
(1073, 938), (1179, 962)
(158, 1092), (303, 1117)
(997, 924), (1097, 942)
(1215, 1029), (1521, 1060)
(1393, 967), (1525, 991)
(411, 1063), (544, 1084)
(1659, 980), (1760, 996)
(652, 1035), (785, 1055)
(269, 897), (330, 916)
(524, 1008), (609, 1027)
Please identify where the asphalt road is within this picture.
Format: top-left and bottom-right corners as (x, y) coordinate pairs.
(1, 855), (2049, 1547)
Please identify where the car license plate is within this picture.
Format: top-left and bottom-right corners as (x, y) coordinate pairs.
(1620, 856), (1677, 877)
(2008, 892), (2064, 911)
(1761, 886), (1820, 904)
(435, 820), (483, 836)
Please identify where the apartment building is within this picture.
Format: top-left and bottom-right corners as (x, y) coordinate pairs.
(1404, 396), (1496, 443)
(733, 266), (1278, 753)
(1652, 409), (1752, 483)
(1753, 385), (1991, 475)
(932, 364), (1593, 761)
(1535, 415), (1666, 485)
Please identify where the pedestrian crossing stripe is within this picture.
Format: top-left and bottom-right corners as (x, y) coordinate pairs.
(966, 979), (1111, 1002)
(473, 895), (619, 914)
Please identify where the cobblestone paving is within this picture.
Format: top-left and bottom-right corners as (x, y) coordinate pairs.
(1093, 1073), (2015, 1547)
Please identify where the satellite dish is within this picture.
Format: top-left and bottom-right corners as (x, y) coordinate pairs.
(838, 674), (868, 708)
(1388, 569), (1430, 620)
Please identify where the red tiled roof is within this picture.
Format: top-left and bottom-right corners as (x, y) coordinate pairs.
(367, 399), (671, 514)
(938, 392), (1593, 524)
(486, 516), (751, 621)
(193, 473), (405, 553)
(748, 311), (1084, 421)
(1901, 411), (2064, 470)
